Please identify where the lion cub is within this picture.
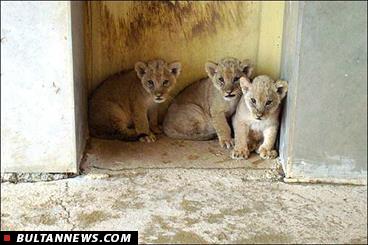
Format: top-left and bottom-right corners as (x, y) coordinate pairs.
(89, 59), (181, 142)
(231, 75), (288, 159)
(163, 58), (253, 148)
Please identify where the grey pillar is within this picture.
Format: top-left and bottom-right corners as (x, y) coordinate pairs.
(1, 2), (86, 172)
(280, 1), (367, 184)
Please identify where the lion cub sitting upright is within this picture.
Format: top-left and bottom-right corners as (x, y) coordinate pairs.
(231, 75), (288, 159)
(89, 59), (181, 142)
(163, 58), (253, 148)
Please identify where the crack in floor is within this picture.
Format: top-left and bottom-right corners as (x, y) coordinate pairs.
(55, 181), (76, 231)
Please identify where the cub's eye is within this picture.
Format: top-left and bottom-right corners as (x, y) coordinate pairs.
(147, 80), (154, 88)
(218, 77), (225, 86)
(251, 98), (256, 104)
(163, 80), (169, 86)
(233, 77), (240, 82)
(266, 100), (273, 106)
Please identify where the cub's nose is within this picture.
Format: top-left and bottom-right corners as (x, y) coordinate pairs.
(224, 89), (236, 98)
(226, 89), (233, 94)
(256, 113), (263, 120)
(155, 92), (163, 98)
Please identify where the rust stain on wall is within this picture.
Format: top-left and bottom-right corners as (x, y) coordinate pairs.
(100, 1), (249, 47)
(87, 1), (261, 98)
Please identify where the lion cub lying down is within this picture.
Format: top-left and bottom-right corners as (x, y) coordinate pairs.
(231, 75), (288, 159)
(89, 59), (181, 142)
(163, 58), (253, 148)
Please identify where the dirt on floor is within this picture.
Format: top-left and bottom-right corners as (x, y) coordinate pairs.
(1, 137), (367, 243)
(1, 168), (367, 244)
(80, 136), (275, 171)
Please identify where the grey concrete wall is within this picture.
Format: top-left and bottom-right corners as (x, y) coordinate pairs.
(280, 1), (367, 183)
(1, 2), (85, 173)
(71, 2), (88, 172)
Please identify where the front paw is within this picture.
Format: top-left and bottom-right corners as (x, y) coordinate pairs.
(258, 147), (278, 159)
(151, 125), (163, 134)
(139, 132), (156, 143)
(219, 137), (234, 149)
(231, 147), (250, 159)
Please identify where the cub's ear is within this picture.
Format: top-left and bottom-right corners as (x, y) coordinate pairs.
(205, 61), (218, 78)
(275, 80), (288, 99)
(240, 77), (252, 93)
(135, 61), (147, 79)
(241, 59), (254, 78)
(168, 61), (182, 78)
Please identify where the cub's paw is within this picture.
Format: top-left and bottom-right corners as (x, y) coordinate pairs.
(259, 147), (278, 159)
(139, 133), (156, 143)
(151, 125), (163, 134)
(231, 147), (250, 160)
(248, 141), (260, 152)
(219, 138), (234, 149)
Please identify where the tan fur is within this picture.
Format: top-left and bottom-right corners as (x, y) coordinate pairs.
(163, 57), (253, 148)
(231, 75), (288, 159)
(89, 59), (181, 142)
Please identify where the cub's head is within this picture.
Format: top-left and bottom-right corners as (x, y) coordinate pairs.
(205, 58), (253, 101)
(135, 59), (181, 103)
(240, 75), (288, 120)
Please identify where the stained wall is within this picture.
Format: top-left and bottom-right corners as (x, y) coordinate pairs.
(86, 1), (285, 97)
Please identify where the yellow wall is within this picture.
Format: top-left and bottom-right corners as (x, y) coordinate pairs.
(85, 1), (285, 95)
(256, 1), (285, 79)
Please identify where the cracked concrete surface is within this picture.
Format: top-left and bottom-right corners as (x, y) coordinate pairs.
(1, 168), (367, 244)
(1, 138), (367, 243)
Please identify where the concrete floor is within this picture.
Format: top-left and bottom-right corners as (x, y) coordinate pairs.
(1, 138), (367, 243)
(81, 136), (274, 170)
